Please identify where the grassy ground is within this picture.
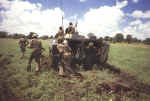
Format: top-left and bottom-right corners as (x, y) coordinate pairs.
(0, 39), (150, 101)
(109, 43), (150, 83)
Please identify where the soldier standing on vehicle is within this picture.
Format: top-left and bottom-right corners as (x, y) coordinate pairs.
(65, 22), (75, 34)
(55, 26), (64, 41)
(18, 36), (29, 59)
(27, 34), (44, 73)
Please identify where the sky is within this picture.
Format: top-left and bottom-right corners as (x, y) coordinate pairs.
(0, 0), (150, 40)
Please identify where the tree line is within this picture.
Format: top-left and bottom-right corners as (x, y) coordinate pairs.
(0, 31), (150, 44)
(88, 33), (149, 44)
(103, 33), (142, 43)
(0, 31), (54, 39)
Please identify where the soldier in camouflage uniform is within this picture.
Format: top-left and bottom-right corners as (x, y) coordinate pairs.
(57, 40), (81, 76)
(50, 39), (60, 72)
(57, 41), (65, 76)
(18, 36), (29, 59)
(65, 22), (75, 34)
(55, 26), (64, 41)
(83, 41), (98, 70)
(27, 34), (44, 72)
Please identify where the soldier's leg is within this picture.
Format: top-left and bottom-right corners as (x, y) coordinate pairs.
(83, 57), (91, 70)
(58, 62), (64, 76)
(35, 56), (41, 72)
(20, 47), (25, 58)
(27, 53), (34, 72)
(55, 56), (59, 71)
(62, 56), (79, 75)
(52, 55), (59, 71)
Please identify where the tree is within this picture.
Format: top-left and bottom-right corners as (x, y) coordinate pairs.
(143, 38), (150, 45)
(40, 35), (49, 40)
(104, 36), (112, 41)
(132, 37), (138, 43)
(27, 32), (37, 39)
(12, 33), (25, 39)
(50, 35), (53, 39)
(115, 33), (124, 42)
(0, 31), (8, 38)
(126, 34), (132, 44)
(144, 38), (150, 42)
(87, 33), (96, 39)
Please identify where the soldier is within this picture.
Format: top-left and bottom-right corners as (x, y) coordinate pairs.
(57, 40), (81, 77)
(65, 22), (75, 34)
(27, 34), (44, 72)
(83, 41), (97, 70)
(50, 39), (59, 72)
(18, 36), (29, 59)
(57, 40), (65, 76)
(56, 26), (64, 41)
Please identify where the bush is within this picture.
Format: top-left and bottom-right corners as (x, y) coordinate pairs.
(115, 33), (124, 42)
(40, 35), (49, 40)
(12, 33), (25, 39)
(0, 31), (8, 38)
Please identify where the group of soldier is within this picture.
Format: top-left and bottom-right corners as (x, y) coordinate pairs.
(19, 34), (44, 73)
(18, 22), (82, 77)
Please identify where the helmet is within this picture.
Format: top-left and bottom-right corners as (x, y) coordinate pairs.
(69, 22), (73, 25)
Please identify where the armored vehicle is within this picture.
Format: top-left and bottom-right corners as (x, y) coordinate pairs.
(50, 33), (110, 70)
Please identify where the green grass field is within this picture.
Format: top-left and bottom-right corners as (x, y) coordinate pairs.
(0, 39), (150, 101)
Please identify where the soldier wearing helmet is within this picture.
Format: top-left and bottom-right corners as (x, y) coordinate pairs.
(65, 22), (75, 34)
(27, 33), (44, 73)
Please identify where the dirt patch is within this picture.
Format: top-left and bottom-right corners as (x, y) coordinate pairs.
(96, 82), (132, 95)
(98, 63), (150, 96)
(0, 56), (11, 70)
(7, 54), (14, 57)
(115, 72), (150, 95)
(101, 63), (121, 74)
(0, 57), (11, 67)
(40, 55), (52, 69)
(0, 54), (3, 58)
(0, 82), (23, 101)
(0, 56), (23, 101)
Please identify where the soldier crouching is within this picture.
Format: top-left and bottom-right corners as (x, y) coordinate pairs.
(27, 34), (44, 73)
(57, 40), (81, 77)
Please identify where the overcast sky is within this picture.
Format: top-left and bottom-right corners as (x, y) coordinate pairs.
(0, 0), (150, 39)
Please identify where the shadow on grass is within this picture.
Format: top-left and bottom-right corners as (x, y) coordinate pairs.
(97, 63), (150, 96)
